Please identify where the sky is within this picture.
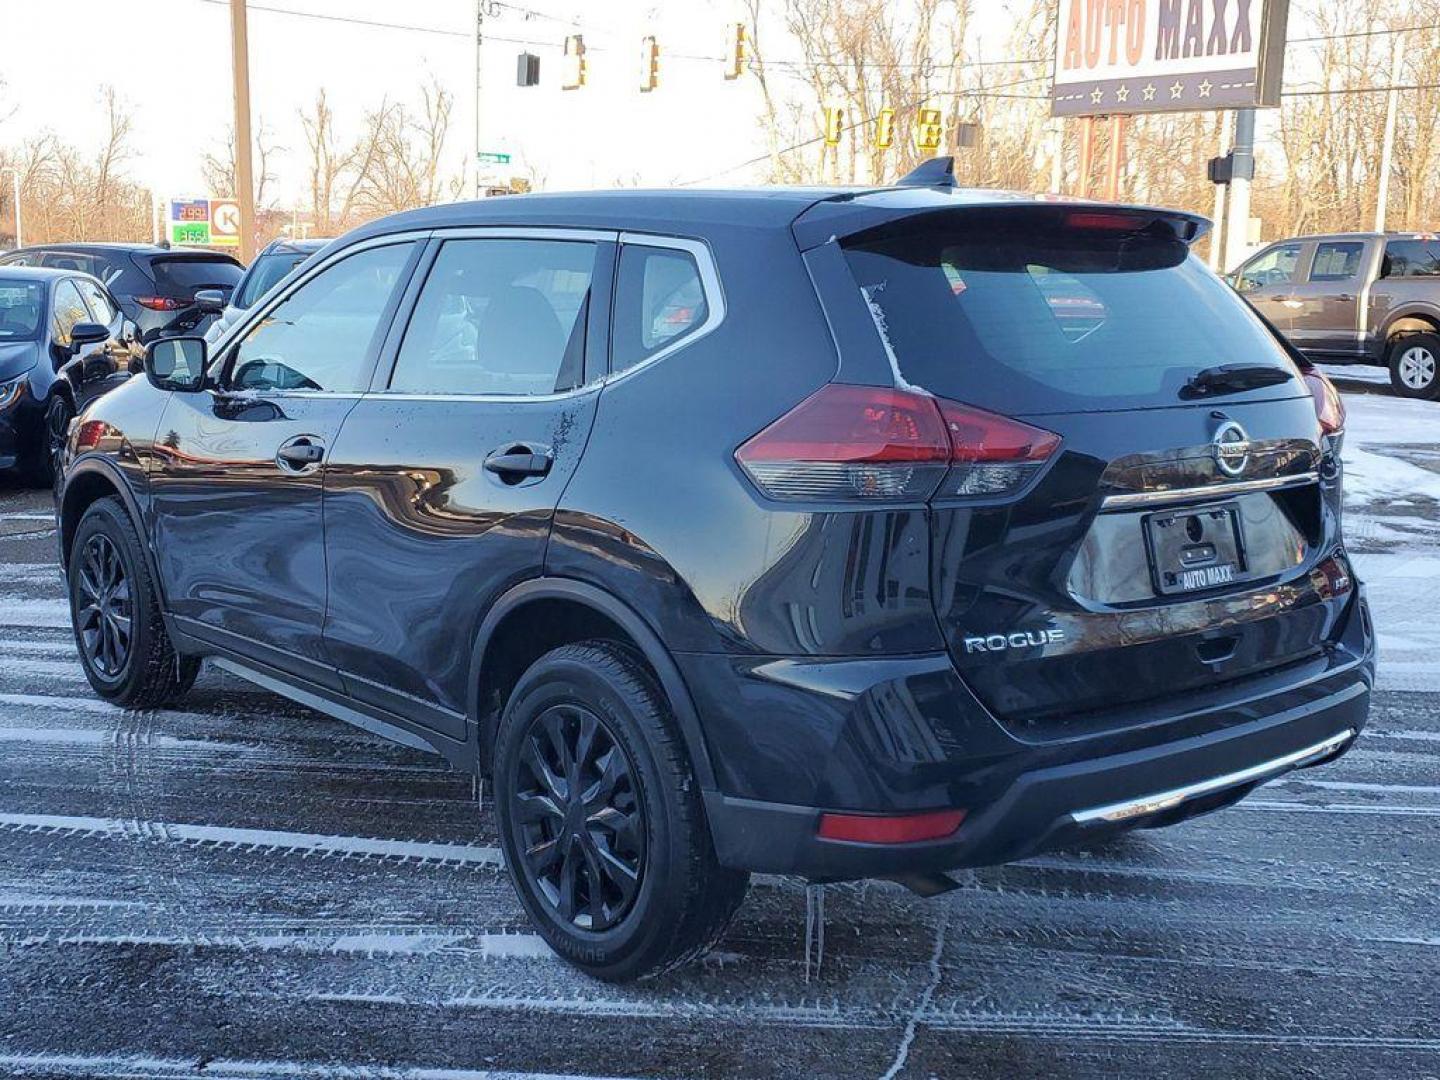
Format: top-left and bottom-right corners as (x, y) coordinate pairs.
(0, 0), (1017, 207)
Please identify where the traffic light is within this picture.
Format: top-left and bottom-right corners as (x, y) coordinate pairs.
(915, 108), (943, 152)
(563, 34), (586, 90)
(823, 106), (844, 147)
(875, 108), (895, 150)
(516, 52), (540, 88)
(726, 23), (747, 80)
(640, 36), (659, 92)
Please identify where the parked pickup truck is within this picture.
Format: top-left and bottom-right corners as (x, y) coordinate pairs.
(1231, 232), (1440, 398)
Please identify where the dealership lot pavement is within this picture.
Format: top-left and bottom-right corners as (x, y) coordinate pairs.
(0, 378), (1437, 1078)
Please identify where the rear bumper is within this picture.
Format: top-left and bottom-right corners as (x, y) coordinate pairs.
(691, 589), (1374, 880)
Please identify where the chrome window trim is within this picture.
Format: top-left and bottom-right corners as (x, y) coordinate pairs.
(360, 229), (725, 404)
(1070, 729), (1354, 825)
(1099, 472), (1318, 512)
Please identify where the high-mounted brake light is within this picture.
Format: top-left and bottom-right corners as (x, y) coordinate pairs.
(1064, 211), (1147, 232)
(1300, 366), (1345, 436)
(135, 296), (189, 311)
(735, 385), (1060, 503)
(817, 808), (966, 844)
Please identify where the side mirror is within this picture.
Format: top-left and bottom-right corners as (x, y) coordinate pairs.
(69, 321), (110, 350)
(194, 288), (227, 313)
(145, 336), (209, 393)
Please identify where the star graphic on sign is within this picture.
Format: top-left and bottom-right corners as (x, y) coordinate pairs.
(1198, 78), (1213, 98)
(1169, 79), (1185, 99)
(1090, 86), (1104, 105)
(1115, 84), (1130, 103)
(1142, 83), (1157, 101)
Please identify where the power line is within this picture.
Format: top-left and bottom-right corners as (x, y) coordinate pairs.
(1283, 81), (1440, 97)
(1289, 22), (1440, 44)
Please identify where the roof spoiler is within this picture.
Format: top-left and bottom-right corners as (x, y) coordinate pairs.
(896, 156), (956, 189)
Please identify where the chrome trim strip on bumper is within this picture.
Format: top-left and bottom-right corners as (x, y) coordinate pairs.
(1069, 728), (1355, 826)
(1100, 472), (1318, 511)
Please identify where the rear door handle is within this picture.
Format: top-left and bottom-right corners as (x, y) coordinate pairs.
(276, 436), (325, 473)
(484, 447), (552, 479)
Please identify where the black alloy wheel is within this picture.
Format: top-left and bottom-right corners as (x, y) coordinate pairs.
(74, 532), (132, 678)
(511, 703), (647, 932)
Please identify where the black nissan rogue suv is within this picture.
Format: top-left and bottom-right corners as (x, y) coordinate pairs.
(56, 160), (1374, 982)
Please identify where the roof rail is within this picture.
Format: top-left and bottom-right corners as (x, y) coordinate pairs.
(896, 156), (957, 189)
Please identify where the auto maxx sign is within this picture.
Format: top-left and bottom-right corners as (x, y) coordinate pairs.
(1052, 0), (1290, 117)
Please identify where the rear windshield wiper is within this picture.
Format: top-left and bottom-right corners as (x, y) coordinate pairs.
(1179, 363), (1294, 399)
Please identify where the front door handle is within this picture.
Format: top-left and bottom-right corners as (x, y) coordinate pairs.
(484, 446), (552, 480)
(276, 435), (325, 473)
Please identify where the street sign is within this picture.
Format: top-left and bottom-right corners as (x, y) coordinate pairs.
(477, 151), (512, 165)
(1051, 0), (1289, 117)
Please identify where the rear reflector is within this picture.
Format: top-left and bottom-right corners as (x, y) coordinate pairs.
(736, 384), (1059, 503)
(817, 808), (966, 844)
(135, 295), (189, 311)
(1300, 366), (1345, 435)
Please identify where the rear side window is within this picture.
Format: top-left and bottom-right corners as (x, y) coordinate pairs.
(228, 243), (413, 393)
(842, 223), (1301, 414)
(1385, 239), (1440, 277)
(1309, 242), (1364, 282)
(43, 253), (93, 274)
(151, 257), (242, 295)
(611, 245), (709, 375)
(389, 239), (596, 396)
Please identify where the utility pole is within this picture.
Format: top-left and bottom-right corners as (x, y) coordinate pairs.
(1223, 108), (1256, 274)
(1103, 115), (1126, 202)
(1208, 111), (1233, 271)
(1, 168), (20, 248)
(1375, 32), (1404, 232)
(229, 0), (257, 262)
(474, 0), (485, 199)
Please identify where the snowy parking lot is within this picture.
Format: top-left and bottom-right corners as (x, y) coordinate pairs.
(0, 375), (1437, 1079)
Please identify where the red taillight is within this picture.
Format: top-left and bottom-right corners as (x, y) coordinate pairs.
(736, 385), (1059, 503)
(817, 808), (966, 844)
(1301, 367), (1345, 435)
(135, 296), (188, 311)
(75, 420), (106, 452)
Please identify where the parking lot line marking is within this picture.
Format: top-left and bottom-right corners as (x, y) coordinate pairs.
(0, 1055), (637, 1080)
(0, 811), (504, 866)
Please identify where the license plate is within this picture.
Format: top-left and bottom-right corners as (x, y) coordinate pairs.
(1144, 502), (1250, 596)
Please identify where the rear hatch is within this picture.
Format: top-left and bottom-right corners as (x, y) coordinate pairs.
(831, 205), (1346, 736)
(139, 254), (243, 333)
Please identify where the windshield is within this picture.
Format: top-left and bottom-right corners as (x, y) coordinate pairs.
(842, 225), (1303, 415)
(236, 251), (311, 309)
(0, 279), (45, 340)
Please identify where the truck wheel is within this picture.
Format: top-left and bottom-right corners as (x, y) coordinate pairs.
(1388, 333), (1440, 399)
(494, 640), (749, 982)
(68, 497), (200, 708)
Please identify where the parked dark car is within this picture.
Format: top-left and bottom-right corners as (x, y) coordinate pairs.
(1230, 231), (1440, 398)
(203, 236), (330, 345)
(56, 161), (1373, 981)
(0, 243), (242, 344)
(0, 266), (138, 483)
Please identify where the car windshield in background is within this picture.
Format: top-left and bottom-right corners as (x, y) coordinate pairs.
(236, 252), (310, 309)
(152, 257), (243, 296)
(843, 227), (1303, 415)
(0, 280), (45, 340)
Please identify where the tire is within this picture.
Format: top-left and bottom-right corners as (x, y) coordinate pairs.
(20, 394), (71, 488)
(1387, 332), (1440, 399)
(68, 497), (200, 708)
(494, 640), (749, 982)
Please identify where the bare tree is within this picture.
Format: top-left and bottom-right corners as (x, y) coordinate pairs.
(200, 120), (281, 208)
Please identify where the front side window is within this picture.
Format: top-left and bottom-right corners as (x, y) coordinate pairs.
(51, 280), (90, 346)
(1238, 244), (1302, 291)
(611, 245), (709, 375)
(389, 238), (596, 396)
(1309, 242), (1364, 282)
(228, 242), (413, 393)
(75, 279), (117, 325)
